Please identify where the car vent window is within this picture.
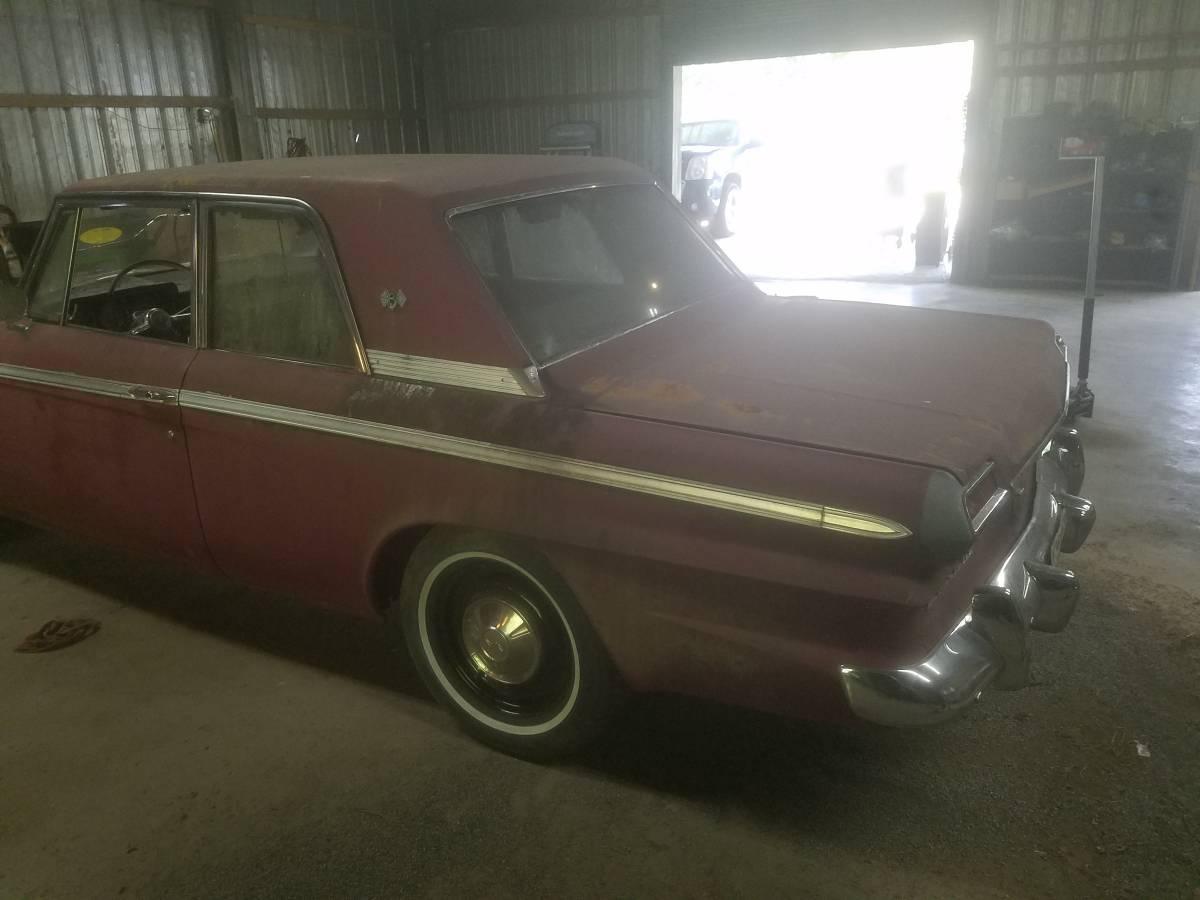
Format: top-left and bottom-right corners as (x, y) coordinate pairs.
(208, 207), (356, 368)
(27, 209), (76, 323)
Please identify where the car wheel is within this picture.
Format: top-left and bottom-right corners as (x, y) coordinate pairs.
(713, 182), (741, 237)
(389, 529), (624, 760)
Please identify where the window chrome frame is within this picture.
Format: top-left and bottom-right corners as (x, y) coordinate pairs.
(62, 191), (370, 374)
(199, 197), (366, 372)
(20, 204), (80, 325)
(45, 196), (200, 347)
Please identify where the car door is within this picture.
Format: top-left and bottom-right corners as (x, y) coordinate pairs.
(180, 199), (375, 606)
(0, 197), (209, 566)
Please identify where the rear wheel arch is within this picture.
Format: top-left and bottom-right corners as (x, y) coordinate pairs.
(367, 523), (435, 614)
(385, 526), (625, 758)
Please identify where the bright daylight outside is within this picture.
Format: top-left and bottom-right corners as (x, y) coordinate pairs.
(681, 41), (976, 289)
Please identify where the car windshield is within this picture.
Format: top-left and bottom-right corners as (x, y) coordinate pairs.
(681, 121), (738, 146)
(450, 185), (744, 364)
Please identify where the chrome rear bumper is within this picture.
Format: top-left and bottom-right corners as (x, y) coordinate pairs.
(841, 427), (1095, 726)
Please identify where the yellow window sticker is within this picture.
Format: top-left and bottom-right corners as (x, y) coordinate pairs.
(78, 226), (123, 246)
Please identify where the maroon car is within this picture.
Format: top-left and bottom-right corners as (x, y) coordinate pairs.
(0, 156), (1094, 758)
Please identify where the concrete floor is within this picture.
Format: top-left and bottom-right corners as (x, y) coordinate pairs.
(2, 283), (1198, 899)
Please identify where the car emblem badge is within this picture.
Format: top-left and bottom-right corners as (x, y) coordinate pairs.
(380, 289), (407, 310)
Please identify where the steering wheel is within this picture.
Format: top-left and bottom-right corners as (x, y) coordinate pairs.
(106, 258), (190, 301)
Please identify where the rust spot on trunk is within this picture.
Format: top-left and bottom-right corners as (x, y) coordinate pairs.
(602, 379), (704, 406)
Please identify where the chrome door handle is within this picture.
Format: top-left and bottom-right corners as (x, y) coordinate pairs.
(127, 386), (176, 404)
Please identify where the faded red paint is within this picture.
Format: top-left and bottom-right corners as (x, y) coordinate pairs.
(0, 156), (1068, 723)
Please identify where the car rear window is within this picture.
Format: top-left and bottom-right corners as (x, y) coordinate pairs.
(449, 185), (743, 364)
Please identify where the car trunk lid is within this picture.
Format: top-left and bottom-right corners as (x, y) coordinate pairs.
(545, 293), (1067, 485)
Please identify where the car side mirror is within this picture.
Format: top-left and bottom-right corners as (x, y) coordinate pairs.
(129, 307), (175, 339)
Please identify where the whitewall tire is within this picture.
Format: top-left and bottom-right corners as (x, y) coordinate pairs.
(390, 529), (623, 760)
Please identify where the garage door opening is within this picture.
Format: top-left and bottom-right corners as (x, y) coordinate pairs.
(680, 41), (975, 290)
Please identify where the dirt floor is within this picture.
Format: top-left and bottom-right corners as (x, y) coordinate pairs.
(1, 284), (1198, 899)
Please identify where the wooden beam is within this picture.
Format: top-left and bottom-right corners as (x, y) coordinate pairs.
(444, 89), (658, 113)
(997, 30), (1200, 52)
(997, 57), (1200, 77)
(240, 13), (398, 41)
(254, 107), (405, 121)
(0, 93), (230, 109)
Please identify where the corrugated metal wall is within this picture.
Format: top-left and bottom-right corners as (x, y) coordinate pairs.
(435, 8), (666, 174)
(241, 0), (425, 159)
(992, 0), (1200, 126)
(429, 1), (992, 181)
(0, 0), (225, 220)
(0, 0), (428, 222)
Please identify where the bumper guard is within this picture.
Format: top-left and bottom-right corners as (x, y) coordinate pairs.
(841, 426), (1095, 726)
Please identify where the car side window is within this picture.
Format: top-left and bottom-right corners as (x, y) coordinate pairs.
(65, 204), (194, 343)
(208, 206), (357, 368)
(26, 209), (77, 323)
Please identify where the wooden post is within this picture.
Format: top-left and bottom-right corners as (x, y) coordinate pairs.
(213, 0), (263, 161)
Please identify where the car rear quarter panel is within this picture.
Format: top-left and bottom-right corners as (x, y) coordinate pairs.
(181, 339), (1026, 725)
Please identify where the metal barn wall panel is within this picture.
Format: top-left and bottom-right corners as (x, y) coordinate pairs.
(437, 12), (665, 174)
(992, 0), (1200, 128)
(240, 0), (426, 159)
(0, 0), (225, 220)
(1, 0), (429, 222)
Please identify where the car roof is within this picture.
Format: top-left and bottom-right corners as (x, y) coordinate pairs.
(57, 154), (661, 371)
(63, 154), (654, 212)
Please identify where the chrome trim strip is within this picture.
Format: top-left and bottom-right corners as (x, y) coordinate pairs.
(445, 182), (622, 219)
(178, 389), (911, 539)
(971, 488), (1010, 533)
(1057, 335), (1071, 415)
(0, 363), (169, 402)
(366, 350), (543, 398)
(964, 460), (995, 496)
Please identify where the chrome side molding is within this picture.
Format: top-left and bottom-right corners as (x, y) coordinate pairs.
(0, 362), (164, 403)
(366, 350), (545, 398)
(179, 389), (912, 540)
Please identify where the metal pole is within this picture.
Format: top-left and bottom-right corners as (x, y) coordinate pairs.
(1070, 156), (1103, 419)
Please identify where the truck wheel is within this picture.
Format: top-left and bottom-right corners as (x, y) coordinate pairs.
(388, 529), (624, 760)
(713, 182), (741, 237)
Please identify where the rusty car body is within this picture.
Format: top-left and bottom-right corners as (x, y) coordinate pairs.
(0, 155), (1094, 757)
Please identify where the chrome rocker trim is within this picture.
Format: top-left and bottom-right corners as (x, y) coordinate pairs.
(841, 428), (1095, 726)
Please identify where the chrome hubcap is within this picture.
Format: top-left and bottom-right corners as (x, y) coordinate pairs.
(461, 593), (542, 685)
